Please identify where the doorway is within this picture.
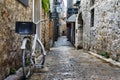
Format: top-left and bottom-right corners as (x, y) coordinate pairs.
(77, 13), (83, 49)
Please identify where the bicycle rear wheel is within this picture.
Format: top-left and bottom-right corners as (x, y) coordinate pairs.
(22, 41), (32, 79)
(34, 41), (45, 68)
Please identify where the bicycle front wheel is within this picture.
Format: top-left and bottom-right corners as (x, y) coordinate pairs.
(22, 41), (32, 79)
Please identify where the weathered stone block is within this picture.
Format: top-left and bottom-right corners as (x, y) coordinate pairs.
(80, 0), (120, 61)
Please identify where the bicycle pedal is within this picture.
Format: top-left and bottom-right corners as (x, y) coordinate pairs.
(35, 64), (43, 68)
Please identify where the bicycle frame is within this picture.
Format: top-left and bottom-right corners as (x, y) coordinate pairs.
(20, 19), (48, 54)
(20, 34), (46, 56)
(17, 1), (47, 78)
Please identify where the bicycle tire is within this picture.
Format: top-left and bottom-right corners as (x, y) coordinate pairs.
(34, 41), (46, 68)
(22, 41), (32, 79)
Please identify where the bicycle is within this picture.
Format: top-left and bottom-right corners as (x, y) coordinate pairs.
(15, 21), (46, 79)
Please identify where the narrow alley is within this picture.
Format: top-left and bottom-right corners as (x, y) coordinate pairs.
(30, 36), (120, 80)
(1, 0), (120, 80)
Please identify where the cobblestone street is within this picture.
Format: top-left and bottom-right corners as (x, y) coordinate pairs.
(30, 36), (120, 80)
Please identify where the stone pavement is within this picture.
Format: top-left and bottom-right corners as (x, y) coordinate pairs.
(30, 36), (120, 80)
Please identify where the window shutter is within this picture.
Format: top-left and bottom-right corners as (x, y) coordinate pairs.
(18, 0), (29, 7)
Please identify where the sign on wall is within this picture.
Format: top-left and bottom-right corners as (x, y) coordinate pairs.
(18, 0), (29, 7)
(67, 8), (78, 14)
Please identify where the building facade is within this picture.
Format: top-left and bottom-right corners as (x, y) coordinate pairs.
(66, 0), (78, 45)
(0, 0), (52, 79)
(67, 0), (77, 8)
(76, 0), (120, 61)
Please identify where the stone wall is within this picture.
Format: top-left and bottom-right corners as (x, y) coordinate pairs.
(80, 0), (120, 61)
(0, 0), (52, 79)
(41, 10), (52, 50)
(59, 19), (67, 36)
(0, 0), (33, 79)
(80, 0), (91, 50)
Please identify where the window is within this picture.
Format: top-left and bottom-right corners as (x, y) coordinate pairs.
(90, 0), (95, 6)
(18, 0), (29, 7)
(91, 8), (94, 27)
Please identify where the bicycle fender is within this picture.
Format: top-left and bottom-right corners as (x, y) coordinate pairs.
(37, 39), (46, 55)
(21, 38), (29, 49)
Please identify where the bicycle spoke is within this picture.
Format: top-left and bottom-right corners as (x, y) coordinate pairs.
(34, 41), (45, 68)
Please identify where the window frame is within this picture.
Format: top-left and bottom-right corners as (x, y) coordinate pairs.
(18, 0), (29, 7)
(90, 0), (95, 7)
(91, 8), (94, 27)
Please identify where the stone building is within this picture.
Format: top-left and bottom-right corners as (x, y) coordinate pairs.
(59, 19), (67, 36)
(0, 0), (52, 79)
(66, 0), (75, 45)
(67, 0), (77, 8)
(76, 0), (120, 61)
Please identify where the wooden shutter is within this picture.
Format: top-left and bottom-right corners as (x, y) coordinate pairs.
(18, 0), (29, 7)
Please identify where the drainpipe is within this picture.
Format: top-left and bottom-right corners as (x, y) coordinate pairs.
(32, 0), (34, 22)
(40, 0), (42, 39)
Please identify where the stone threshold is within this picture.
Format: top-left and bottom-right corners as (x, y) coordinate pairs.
(89, 51), (120, 68)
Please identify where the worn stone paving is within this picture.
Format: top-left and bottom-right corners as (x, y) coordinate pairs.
(30, 36), (120, 80)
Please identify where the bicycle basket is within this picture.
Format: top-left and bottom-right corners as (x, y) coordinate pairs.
(15, 21), (36, 35)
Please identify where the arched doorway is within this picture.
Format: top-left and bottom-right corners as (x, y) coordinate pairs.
(77, 13), (83, 49)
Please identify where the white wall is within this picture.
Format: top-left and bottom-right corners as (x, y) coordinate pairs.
(49, 0), (54, 12)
